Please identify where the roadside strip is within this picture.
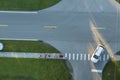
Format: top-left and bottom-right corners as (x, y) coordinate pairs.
(0, 11), (38, 14)
(0, 38), (39, 41)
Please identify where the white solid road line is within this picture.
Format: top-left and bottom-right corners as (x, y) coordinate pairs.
(73, 53), (75, 60)
(91, 69), (102, 73)
(84, 54), (86, 60)
(76, 53), (79, 61)
(69, 53), (71, 60)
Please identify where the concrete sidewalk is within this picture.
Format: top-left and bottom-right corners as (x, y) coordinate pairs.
(0, 52), (66, 60)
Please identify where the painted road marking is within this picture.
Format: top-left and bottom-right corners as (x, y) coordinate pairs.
(44, 26), (57, 29)
(91, 69), (102, 73)
(63, 53), (109, 61)
(65, 53), (67, 58)
(80, 54), (83, 60)
(84, 54), (86, 60)
(92, 26), (106, 30)
(72, 53), (75, 60)
(88, 54), (90, 60)
(68, 53), (71, 60)
(0, 24), (8, 27)
(76, 53), (79, 61)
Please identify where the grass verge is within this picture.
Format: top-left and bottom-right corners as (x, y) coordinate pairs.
(0, 40), (59, 53)
(116, 0), (120, 3)
(102, 61), (120, 80)
(0, 0), (61, 11)
(0, 58), (72, 80)
(0, 40), (72, 80)
(102, 51), (120, 80)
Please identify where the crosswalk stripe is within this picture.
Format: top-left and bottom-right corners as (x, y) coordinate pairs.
(76, 53), (79, 61)
(80, 54), (82, 60)
(64, 53), (109, 61)
(65, 53), (67, 57)
(88, 54), (90, 60)
(84, 54), (86, 60)
(69, 53), (71, 60)
(73, 53), (75, 60)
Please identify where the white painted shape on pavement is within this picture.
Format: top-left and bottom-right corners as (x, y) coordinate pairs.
(88, 54), (90, 60)
(91, 69), (102, 73)
(80, 54), (82, 60)
(84, 54), (86, 60)
(72, 53), (75, 60)
(65, 53), (68, 58)
(69, 53), (71, 60)
(76, 53), (79, 61)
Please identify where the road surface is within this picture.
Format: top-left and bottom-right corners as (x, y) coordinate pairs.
(0, 0), (120, 80)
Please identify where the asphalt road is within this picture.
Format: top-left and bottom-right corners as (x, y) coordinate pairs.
(0, 0), (120, 80)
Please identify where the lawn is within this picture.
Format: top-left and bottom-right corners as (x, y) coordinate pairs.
(102, 61), (120, 80)
(0, 40), (72, 80)
(0, 40), (59, 53)
(116, 0), (120, 3)
(0, 58), (72, 80)
(102, 51), (120, 80)
(0, 0), (61, 11)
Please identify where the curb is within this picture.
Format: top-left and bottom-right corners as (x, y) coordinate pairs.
(0, 11), (38, 14)
(0, 38), (39, 41)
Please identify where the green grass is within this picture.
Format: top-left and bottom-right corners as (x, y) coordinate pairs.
(0, 40), (59, 53)
(102, 51), (120, 80)
(0, 0), (61, 11)
(0, 40), (72, 80)
(0, 58), (72, 80)
(102, 61), (120, 80)
(117, 51), (120, 55)
(116, 0), (120, 3)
